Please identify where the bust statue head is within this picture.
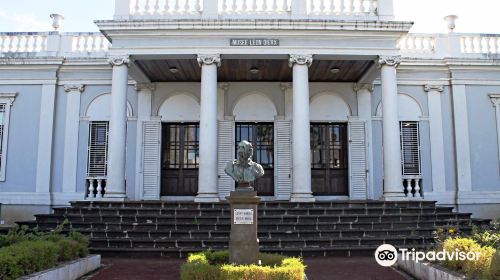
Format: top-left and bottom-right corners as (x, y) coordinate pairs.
(237, 140), (253, 162)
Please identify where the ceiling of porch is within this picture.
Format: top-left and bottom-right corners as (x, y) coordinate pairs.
(134, 59), (374, 83)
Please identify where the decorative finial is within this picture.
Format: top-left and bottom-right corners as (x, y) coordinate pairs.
(50, 14), (64, 31)
(444, 15), (458, 33)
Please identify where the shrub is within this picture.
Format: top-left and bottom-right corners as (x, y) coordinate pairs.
(462, 245), (496, 279)
(471, 226), (500, 249)
(442, 237), (481, 270)
(181, 251), (305, 280)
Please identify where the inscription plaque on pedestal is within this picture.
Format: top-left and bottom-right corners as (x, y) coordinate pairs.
(234, 209), (254, 224)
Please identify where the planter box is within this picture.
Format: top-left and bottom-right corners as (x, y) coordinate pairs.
(397, 258), (467, 280)
(18, 255), (101, 280)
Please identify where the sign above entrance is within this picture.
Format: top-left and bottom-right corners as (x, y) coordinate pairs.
(234, 209), (254, 224)
(230, 38), (279, 47)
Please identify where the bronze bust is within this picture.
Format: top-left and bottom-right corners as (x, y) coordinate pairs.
(225, 140), (264, 190)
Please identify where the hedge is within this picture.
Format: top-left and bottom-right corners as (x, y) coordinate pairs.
(0, 224), (89, 280)
(181, 251), (305, 280)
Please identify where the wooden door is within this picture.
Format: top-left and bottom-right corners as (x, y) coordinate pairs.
(310, 123), (348, 195)
(235, 123), (274, 196)
(161, 123), (199, 196)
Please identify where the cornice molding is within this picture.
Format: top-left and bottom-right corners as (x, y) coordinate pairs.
(197, 54), (221, 67)
(353, 83), (374, 93)
(378, 56), (401, 68)
(0, 92), (17, 106)
(424, 84), (444, 93)
(288, 54), (313, 67)
(63, 84), (85, 93)
(108, 56), (130, 67)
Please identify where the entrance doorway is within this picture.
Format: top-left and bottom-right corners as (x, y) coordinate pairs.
(235, 123), (274, 196)
(310, 123), (349, 195)
(161, 123), (199, 196)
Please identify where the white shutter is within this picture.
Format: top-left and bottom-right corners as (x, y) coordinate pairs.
(142, 121), (161, 200)
(275, 120), (292, 200)
(218, 120), (234, 199)
(87, 121), (109, 177)
(400, 121), (421, 176)
(349, 121), (368, 200)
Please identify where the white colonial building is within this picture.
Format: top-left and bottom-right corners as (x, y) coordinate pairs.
(0, 0), (499, 223)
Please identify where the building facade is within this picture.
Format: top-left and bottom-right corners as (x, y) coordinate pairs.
(0, 0), (499, 223)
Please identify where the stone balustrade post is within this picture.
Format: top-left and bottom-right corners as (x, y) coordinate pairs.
(291, 0), (308, 19)
(114, 0), (132, 20)
(377, 0), (395, 20)
(202, 0), (219, 19)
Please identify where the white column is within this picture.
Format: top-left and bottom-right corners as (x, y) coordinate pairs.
(452, 84), (472, 192)
(62, 84), (85, 194)
(105, 56), (130, 199)
(289, 54), (315, 202)
(354, 83), (374, 199)
(135, 83), (155, 200)
(379, 56), (405, 200)
(489, 94), (500, 174)
(36, 83), (57, 198)
(195, 54), (221, 202)
(425, 85), (447, 193)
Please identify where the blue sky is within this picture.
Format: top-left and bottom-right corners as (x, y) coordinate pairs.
(0, 0), (499, 34)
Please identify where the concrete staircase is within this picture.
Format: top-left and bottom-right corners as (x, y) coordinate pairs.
(17, 200), (481, 258)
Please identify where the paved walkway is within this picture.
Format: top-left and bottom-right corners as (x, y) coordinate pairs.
(84, 257), (408, 280)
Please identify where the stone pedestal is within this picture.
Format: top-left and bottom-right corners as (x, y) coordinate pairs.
(226, 187), (261, 265)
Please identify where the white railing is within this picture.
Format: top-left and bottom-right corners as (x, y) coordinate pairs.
(402, 175), (422, 199)
(308, 0), (377, 16)
(130, 0), (202, 16)
(72, 33), (111, 53)
(398, 35), (436, 54)
(461, 35), (500, 54)
(0, 33), (48, 53)
(220, 0), (290, 15)
(86, 176), (107, 199)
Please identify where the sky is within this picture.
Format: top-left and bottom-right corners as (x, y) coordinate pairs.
(0, 0), (498, 34)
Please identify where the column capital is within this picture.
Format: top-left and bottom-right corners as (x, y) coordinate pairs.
(288, 54), (313, 67)
(424, 84), (444, 93)
(489, 94), (500, 107)
(280, 82), (292, 93)
(63, 84), (85, 93)
(353, 83), (374, 93)
(108, 56), (130, 67)
(197, 54), (221, 67)
(135, 83), (156, 92)
(377, 55), (401, 68)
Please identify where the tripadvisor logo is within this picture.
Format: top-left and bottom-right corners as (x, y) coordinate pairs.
(374, 244), (482, 267)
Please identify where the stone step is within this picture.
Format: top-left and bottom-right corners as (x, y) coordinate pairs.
(53, 206), (455, 216)
(35, 212), (471, 224)
(69, 200), (438, 210)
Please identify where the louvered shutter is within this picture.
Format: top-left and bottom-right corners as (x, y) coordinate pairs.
(0, 104), (5, 170)
(142, 121), (161, 200)
(87, 121), (109, 176)
(400, 121), (421, 175)
(275, 120), (292, 200)
(349, 121), (368, 200)
(218, 120), (234, 199)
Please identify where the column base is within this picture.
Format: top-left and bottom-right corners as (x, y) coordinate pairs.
(381, 193), (408, 201)
(194, 193), (220, 203)
(290, 193), (316, 202)
(102, 193), (127, 201)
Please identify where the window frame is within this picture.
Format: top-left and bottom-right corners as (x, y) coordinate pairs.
(0, 93), (17, 181)
(400, 121), (421, 176)
(87, 121), (110, 177)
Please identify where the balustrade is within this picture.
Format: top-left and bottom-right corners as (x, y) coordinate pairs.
(220, 0), (290, 15)
(461, 35), (500, 54)
(130, 0), (202, 16)
(308, 0), (377, 16)
(398, 35), (436, 54)
(72, 34), (111, 53)
(0, 33), (48, 53)
(402, 175), (422, 199)
(86, 176), (107, 199)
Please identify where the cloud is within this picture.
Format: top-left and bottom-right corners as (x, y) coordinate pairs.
(0, 11), (51, 32)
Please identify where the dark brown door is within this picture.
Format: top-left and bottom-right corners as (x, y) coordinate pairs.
(161, 123), (199, 196)
(310, 123), (348, 195)
(235, 123), (274, 196)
